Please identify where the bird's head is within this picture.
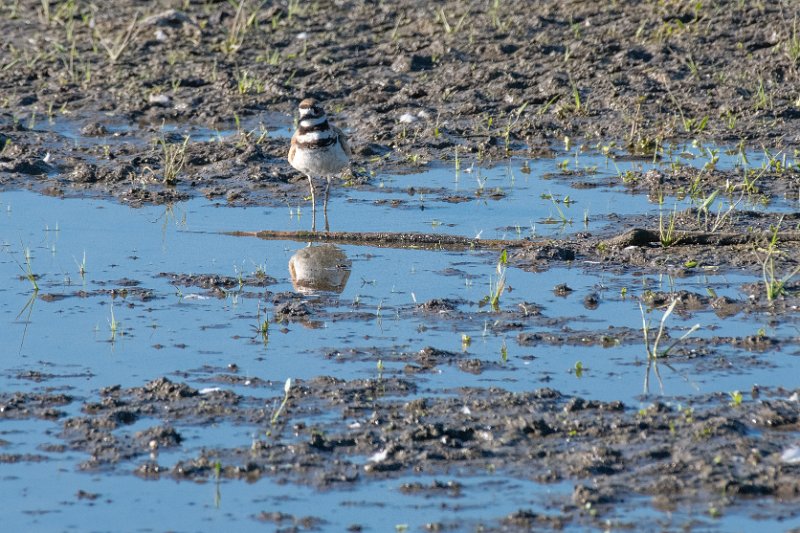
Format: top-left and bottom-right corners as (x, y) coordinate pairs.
(298, 98), (325, 119)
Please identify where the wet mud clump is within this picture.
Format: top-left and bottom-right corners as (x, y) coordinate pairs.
(35, 376), (799, 529)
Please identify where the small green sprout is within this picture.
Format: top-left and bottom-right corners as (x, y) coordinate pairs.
(270, 378), (292, 426)
(659, 205), (679, 247)
(488, 249), (508, 310)
(73, 250), (87, 279)
(461, 334), (471, 351)
(19, 247), (40, 291)
(108, 302), (119, 341)
(729, 390), (743, 407)
(150, 135), (190, 186)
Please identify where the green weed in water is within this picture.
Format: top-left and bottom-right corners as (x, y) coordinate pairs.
(484, 249), (508, 311)
(728, 390), (743, 407)
(755, 220), (800, 301)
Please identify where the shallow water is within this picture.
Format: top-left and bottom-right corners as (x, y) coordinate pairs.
(3, 190), (797, 399)
(1, 136), (799, 530)
(31, 111), (294, 145)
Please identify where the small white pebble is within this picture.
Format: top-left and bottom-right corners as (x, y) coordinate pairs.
(154, 29), (167, 41)
(296, 32), (308, 40)
(148, 94), (171, 105)
(149, 94), (170, 105)
(781, 445), (800, 464)
(367, 449), (388, 463)
(460, 405), (471, 415)
(477, 430), (493, 441)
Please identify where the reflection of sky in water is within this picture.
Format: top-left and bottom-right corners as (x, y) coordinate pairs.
(27, 113), (799, 236)
(2, 399), (797, 532)
(1, 190), (796, 403)
(1, 158), (798, 531)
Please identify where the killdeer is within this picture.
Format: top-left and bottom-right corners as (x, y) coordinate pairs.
(288, 98), (351, 232)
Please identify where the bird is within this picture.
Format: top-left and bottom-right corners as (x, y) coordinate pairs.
(288, 98), (351, 232)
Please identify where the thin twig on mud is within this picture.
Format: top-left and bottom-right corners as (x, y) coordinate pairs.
(98, 14), (140, 64)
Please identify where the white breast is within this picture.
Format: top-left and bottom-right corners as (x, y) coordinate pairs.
(291, 136), (349, 176)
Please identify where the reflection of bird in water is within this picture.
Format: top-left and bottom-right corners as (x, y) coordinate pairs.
(288, 244), (351, 294)
(287, 98), (351, 232)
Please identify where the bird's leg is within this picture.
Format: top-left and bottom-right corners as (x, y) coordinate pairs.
(307, 175), (317, 232)
(323, 176), (332, 233)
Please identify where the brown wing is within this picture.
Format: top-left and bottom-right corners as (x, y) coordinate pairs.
(332, 125), (352, 158)
(288, 131), (298, 164)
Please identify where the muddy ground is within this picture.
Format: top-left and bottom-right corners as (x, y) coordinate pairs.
(2, 0), (800, 530)
(1, 0), (799, 265)
(3, 375), (800, 530)
(3, 0), (800, 203)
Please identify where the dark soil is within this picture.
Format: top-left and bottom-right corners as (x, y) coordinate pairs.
(3, 1), (800, 205)
(4, 376), (799, 530)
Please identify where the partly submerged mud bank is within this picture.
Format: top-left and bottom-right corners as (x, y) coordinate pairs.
(3, 376), (798, 530)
